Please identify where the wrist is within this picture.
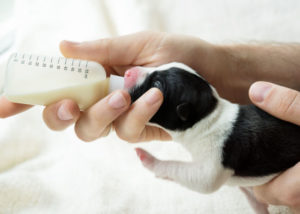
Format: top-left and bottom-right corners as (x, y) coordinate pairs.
(205, 44), (253, 103)
(219, 43), (300, 96)
(190, 40), (229, 87)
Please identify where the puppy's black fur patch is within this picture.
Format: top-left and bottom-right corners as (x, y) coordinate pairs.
(222, 105), (300, 176)
(129, 67), (217, 131)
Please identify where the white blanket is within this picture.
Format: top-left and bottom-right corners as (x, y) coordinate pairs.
(0, 0), (299, 213)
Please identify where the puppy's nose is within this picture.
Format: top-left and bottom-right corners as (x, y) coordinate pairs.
(124, 67), (139, 89)
(124, 67), (148, 90)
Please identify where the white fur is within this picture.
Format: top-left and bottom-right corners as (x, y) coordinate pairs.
(155, 62), (198, 75)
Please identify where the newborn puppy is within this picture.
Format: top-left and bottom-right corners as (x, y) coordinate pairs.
(124, 63), (300, 214)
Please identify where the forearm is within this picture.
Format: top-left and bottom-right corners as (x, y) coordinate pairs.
(212, 43), (300, 104)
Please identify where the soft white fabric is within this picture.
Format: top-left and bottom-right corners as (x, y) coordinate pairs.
(0, 0), (300, 213)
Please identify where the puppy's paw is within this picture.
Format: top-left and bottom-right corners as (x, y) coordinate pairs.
(135, 148), (175, 181)
(135, 148), (156, 169)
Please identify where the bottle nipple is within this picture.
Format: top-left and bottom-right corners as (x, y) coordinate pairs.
(109, 75), (124, 93)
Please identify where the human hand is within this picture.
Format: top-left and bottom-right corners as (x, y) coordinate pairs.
(249, 81), (300, 213)
(43, 31), (220, 142)
(0, 97), (31, 118)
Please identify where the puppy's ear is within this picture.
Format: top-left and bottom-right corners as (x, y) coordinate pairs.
(176, 102), (191, 121)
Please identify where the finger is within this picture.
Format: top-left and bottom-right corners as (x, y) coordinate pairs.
(114, 88), (163, 143)
(239, 187), (269, 214)
(43, 99), (80, 131)
(59, 31), (154, 66)
(249, 81), (300, 125)
(253, 163), (300, 207)
(0, 96), (32, 118)
(75, 90), (131, 142)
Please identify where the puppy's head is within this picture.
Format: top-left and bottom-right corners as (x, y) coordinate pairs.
(125, 63), (218, 131)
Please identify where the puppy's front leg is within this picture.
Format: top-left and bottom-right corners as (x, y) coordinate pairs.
(135, 148), (232, 193)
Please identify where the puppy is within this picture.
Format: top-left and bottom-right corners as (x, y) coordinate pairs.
(124, 62), (300, 214)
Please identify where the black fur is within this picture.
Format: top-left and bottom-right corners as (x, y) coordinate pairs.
(222, 105), (300, 177)
(129, 67), (217, 131)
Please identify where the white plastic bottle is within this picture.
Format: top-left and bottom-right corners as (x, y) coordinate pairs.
(1, 53), (124, 110)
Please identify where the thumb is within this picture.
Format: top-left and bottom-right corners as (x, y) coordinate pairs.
(59, 32), (153, 67)
(59, 39), (111, 64)
(249, 81), (300, 125)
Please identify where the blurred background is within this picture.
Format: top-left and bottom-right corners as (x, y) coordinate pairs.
(0, 0), (299, 213)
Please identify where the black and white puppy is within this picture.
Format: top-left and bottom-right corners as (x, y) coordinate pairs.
(124, 62), (300, 214)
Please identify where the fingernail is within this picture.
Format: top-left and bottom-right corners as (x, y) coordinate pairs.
(144, 88), (162, 105)
(250, 82), (272, 103)
(57, 104), (73, 121)
(108, 92), (127, 109)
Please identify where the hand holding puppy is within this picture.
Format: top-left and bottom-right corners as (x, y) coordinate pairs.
(250, 82), (300, 213)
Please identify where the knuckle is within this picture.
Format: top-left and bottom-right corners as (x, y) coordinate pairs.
(272, 90), (300, 117)
(114, 127), (139, 143)
(101, 38), (112, 65)
(99, 125), (112, 138)
(280, 92), (299, 115)
(75, 122), (112, 142)
(74, 124), (94, 142)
